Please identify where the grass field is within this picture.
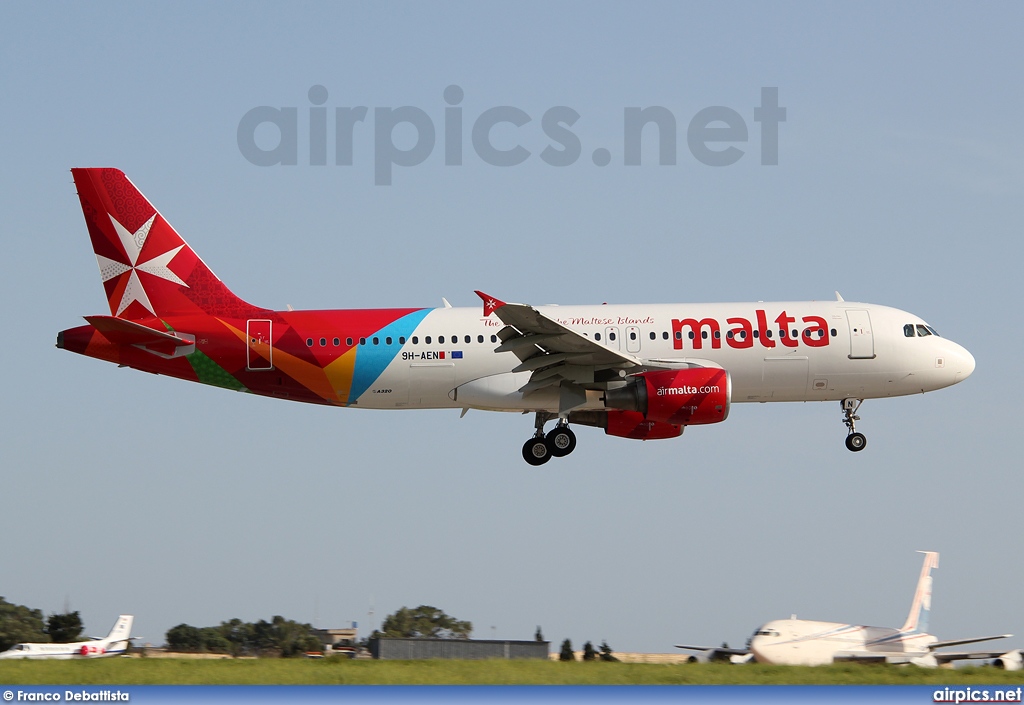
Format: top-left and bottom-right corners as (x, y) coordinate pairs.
(2, 659), (1024, 685)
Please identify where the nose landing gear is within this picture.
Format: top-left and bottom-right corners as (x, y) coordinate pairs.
(842, 398), (867, 452)
(521, 413), (578, 465)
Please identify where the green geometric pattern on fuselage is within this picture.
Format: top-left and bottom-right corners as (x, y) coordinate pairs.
(187, 350), (245, 391)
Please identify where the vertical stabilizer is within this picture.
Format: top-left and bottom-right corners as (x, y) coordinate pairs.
(104, 615), (134, 644)
(71, 168), (263, 320)
(900, 551), (939, 633)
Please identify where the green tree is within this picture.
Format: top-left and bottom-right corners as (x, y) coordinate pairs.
(559, 638), (575, 661)
(46, 611), (83, 643)
(599, 640), (618, 662)
(165, 624), (202, 651)
(0, 597), (48, 651)
(377, 605), (471, 639)
(582, 640), (597, 661)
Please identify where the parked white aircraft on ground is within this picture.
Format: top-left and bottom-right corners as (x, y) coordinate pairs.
(677, 553), (1022, 669)
(0, 615), (134, 659)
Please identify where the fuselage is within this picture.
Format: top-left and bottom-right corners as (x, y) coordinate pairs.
(60, 299), (974, 412)
(749, 618), (936, 666)
(0, 639), (126, 660)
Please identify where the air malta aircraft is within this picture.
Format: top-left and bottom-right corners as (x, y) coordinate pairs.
(0, 615), (134, 660)
(57, 169), (976, 465)
(679, 553), (1021, 669)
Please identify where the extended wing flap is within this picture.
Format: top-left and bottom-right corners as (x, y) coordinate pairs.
(84, 315), (192, 347)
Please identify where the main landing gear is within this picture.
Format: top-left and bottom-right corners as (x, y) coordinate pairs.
(842, 398), (867, 452)
(522, 413), (577, 466)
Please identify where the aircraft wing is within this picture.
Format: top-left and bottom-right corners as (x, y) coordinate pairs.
(475, 291), (651, 402)
(933, 649), (1017, 664)
(674, 644), (752, 663)
(476, 291), (642, 368)
(929, 634), (1012, 650)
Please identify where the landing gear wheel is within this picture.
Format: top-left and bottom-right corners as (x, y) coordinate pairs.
(522, 437), (552, 466)
(845, 432), (867, 452)
(546, 426), (577, 457)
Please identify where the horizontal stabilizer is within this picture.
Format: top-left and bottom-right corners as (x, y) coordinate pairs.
(84, 316), (191, 347)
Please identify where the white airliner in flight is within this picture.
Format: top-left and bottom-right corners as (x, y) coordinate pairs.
(0, 615), (134, 660)
(58, 169), (976, 464)
(678, 553), (1022, 669)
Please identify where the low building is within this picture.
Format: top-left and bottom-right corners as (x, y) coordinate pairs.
(311, 624), (358, 655)
(371, 638), (549, 660)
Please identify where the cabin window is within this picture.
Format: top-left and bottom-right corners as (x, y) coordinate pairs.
(306, 338), (313, 347)
(346, 337), (353, 346)
(425, 336), (431, 344)
(595, 333), (602, 341)
(830, 328), (837, 336)
(438, 336), (445, 344)
(490, 335), (498, 343)
(319, 338), (327, 347)
(477, 335), (484, 343)
(649, 332), (656, 340)
(359, 337), (366, 345)
(630, 331), (637, 341)
(373, 337), (379, 345)
(609, 332), (616, 341)
(399, 337), (406, 344)
(333, 337), (340, 346)
(386, 337), (392, 345)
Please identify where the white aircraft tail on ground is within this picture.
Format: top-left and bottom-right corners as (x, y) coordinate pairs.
(0, 615), (134, 659)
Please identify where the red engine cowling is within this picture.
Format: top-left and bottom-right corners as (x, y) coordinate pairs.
(605, 368), (731, 426)
(604, 410), (683, 439)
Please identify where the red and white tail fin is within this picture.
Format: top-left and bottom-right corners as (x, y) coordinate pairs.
(900, 551), (939, 634)
(71, 168), (262, 320)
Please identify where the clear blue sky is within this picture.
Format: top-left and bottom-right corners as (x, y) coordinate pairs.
(1, 1), (1020, 653)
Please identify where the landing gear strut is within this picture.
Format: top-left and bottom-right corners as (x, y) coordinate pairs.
(521, 413), (577, 465)
(842, 398), (867, 452)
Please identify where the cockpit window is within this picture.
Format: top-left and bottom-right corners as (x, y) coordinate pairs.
(904, 324), (915, 337)
(916, 324), (931, 337)
(926, 325), (939, 336)
(754, 629), (780, 637)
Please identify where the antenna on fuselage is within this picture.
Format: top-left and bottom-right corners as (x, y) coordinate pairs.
(835, 292), (845, 302)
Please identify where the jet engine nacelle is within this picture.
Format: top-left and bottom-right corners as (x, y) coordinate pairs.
(604, 410), (683, 439)
(604, 368), (731, 426)
(993, 650), (1023, 671)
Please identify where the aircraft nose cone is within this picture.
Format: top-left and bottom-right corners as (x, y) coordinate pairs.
(955, 346), (976, 382)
